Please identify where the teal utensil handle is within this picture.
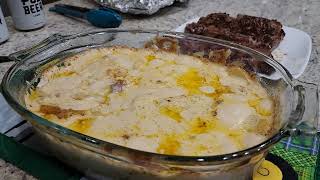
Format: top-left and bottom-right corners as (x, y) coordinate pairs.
(49, 5), (86, 19)
(0, 133), (82, 180)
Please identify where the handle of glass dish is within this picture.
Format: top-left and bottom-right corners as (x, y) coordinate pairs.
(287, 80), (320, 135)
(8, 34), (69, 62)
(8, 31), (116, 62)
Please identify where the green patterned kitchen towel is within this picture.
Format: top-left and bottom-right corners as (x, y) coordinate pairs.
(0, 127), (318, 180)
(270, 134), (320, 180)
(0, 133), (82, 180)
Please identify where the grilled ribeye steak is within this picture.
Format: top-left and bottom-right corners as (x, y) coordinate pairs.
(185, 13), (285, 55)
(183, 13), (285, 74)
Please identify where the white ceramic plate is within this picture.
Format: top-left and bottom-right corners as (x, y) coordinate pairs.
(174, 17), (312, 79)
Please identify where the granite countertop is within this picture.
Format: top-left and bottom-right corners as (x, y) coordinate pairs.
(0, 0), (319, 179)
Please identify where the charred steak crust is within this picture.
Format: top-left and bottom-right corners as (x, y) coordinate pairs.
(184, 13), (285, 74)
(185, 13), (285, 55)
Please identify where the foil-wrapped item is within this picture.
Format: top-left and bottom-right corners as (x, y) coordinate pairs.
(93, 0), (188, 15)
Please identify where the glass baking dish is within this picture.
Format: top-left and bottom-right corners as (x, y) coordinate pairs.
(1, 30), (319, 180)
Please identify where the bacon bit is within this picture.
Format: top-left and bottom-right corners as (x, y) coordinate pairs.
(157, 38), (179, 53)
(211, 110), (217, 116)
(208, 49), (231, 63)
(145, 37), (179, 53)
(111, 80), (126, 93)
(39, 105), (85, 119)
(106, 68), (127, 80)
(122, 134), (130, 140)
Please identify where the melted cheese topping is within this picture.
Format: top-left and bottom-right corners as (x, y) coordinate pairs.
(25, 47), (275, 156)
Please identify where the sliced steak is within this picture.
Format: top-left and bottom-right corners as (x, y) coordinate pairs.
(184, 13), (285, 74)
(185, 13), (285, 55)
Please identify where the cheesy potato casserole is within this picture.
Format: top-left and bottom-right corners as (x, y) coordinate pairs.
(25, 47), (275, 156)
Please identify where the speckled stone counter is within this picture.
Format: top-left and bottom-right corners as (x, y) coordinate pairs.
(0, 0), (319, 179)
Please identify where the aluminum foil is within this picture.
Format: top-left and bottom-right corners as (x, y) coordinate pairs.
(93, 0), (188, 15)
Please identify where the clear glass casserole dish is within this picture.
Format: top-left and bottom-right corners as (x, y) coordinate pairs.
(1, 30), (319, 180)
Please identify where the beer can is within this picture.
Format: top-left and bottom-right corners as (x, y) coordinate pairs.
(6, 0), (46, 31)
(0, 5), (9, 43)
